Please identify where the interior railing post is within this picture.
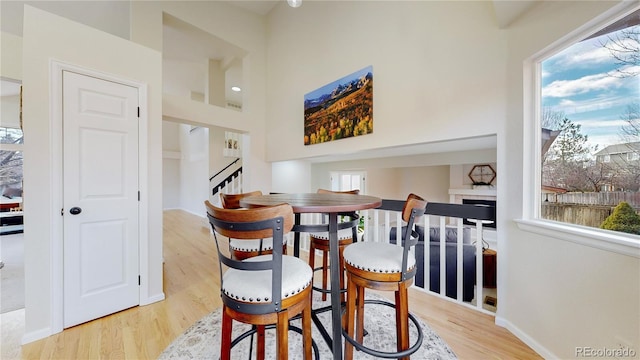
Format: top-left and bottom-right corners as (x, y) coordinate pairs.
(439, 216), (446, 298)
(423, 215), (430, 292)
(475, 221), (484, 310)
(456, 218), (463, 302)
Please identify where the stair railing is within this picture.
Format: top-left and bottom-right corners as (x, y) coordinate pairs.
(210, 158), (242, 199)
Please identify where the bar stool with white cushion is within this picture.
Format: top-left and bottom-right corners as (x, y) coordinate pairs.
(342, 194), (427, 360)
(205, 200), (314, 360)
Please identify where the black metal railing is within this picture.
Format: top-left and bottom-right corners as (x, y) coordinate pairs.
(211, 167), (243, 197)
(209, 158), (240, 181)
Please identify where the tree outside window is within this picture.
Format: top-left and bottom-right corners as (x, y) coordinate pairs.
(539, 8), (639, 234)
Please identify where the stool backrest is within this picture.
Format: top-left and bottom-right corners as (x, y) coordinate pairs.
(220, 190), (263, 209)
(204, 200), (294, 313)
(400, 193), (427, 281)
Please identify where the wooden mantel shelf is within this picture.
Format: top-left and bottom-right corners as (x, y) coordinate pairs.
(448, 188), (497, 197)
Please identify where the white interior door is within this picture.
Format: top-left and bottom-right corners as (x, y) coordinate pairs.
(62, 71), (140, 328)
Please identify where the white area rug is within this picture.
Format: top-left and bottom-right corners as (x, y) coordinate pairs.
(0, 233), (24, 314)
(159, 292), (457, 359)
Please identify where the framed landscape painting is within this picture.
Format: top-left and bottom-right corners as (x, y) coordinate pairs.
(304, 66), (373, 145)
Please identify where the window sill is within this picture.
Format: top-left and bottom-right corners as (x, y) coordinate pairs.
(515, 219), (640, 259)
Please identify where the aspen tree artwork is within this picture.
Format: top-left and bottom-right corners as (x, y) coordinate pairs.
(304, 66), (373, 145)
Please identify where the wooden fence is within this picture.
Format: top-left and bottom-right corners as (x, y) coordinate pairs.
(544, 192), (640, 207)
(541, 203), (614, 228)
(541, 192), (640, 227)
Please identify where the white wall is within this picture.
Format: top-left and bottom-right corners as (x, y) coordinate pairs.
(502, 1), (640, 358)
(0, 32), (22, 80)
(271, 160), (311, 194)
(20, 5), (163, 342)
(0, 0), (130, 39)
(179, 125), (209, 215)
(265, 1), (505, 162)
(162, 121), (180, 209)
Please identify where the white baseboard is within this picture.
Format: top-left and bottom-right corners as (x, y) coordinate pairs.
(496, 315), (555, 359)
(21, 292), (165, 345)
(140, 292), (165, 306)
(22, 327), (52, 345)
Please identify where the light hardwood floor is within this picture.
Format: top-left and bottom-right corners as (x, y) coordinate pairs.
(1, 209), (541, 359)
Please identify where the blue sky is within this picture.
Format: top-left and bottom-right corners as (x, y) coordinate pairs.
(304, 65), (373, 101)
(541, 25), (639, 151)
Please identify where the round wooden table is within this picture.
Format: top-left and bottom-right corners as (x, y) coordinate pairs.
(241, 192), (382, 360)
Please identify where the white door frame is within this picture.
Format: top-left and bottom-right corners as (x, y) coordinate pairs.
(50, 60), (149, 334)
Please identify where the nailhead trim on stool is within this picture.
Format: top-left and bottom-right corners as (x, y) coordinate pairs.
(229, 237), (286, 252)
(343, 242), (416, 273)
(309, 228), (355, 240)
(223, 254), (312, 302)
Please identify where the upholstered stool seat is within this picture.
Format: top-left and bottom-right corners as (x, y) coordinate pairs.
(343, 242), (416, 274)
(223, 254), (312, 303)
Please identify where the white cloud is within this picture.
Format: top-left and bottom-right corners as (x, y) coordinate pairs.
(541, 68), (551, 79)
(559, 46), (611, 67)
(542, 72), (623, 98)
(555, 95), (631, 114)
(577, 118), (628, 129)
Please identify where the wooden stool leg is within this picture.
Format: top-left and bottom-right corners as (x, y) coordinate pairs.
(309, 241), (316, 277)
(276, 311), (289, 360)
(257, 325), (266, 360)
(395, 283), (410, 360)
(344, 273), (357, 360)
(302, 292), (313, 359)
(355, 285), (365, 345)
(338, 245), (346, 303)
(220, 306), (233, 360)
(321, 249), (329, 301)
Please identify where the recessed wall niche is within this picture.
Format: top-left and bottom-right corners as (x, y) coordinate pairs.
(162, 13), (247, 111)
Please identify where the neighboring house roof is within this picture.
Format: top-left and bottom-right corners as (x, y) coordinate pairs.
(542, 185), (567, 193)
(541, 128), (561, 157)
(594, 141), (640, 156)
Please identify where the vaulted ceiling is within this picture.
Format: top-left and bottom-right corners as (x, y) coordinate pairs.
(225, 0), (540, 28)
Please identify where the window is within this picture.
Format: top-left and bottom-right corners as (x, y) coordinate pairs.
(330, 171), (366, 193)
(538, 8), (639, 236)
(0, 80), (23, 199)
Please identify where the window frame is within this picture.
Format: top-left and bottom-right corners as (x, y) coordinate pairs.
(517, 2), (640, 259)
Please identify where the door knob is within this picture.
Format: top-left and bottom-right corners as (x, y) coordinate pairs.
(69, 207), (82, 215)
